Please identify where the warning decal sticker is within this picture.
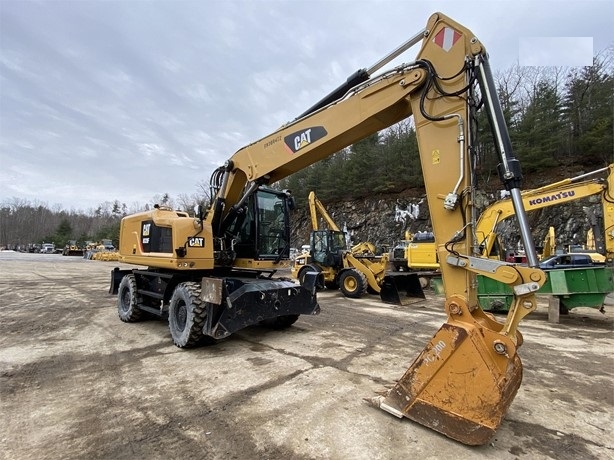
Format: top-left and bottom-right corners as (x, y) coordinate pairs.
(433, 27), (461, 52)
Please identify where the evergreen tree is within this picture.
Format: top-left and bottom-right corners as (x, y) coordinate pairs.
(562, 57), (614, 165)
(55, 219), (73, 246)
(515, 80), (562, 171)
(344, 133), (381, 196)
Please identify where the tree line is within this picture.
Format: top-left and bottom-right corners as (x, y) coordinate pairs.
(1, 54), (612, 249)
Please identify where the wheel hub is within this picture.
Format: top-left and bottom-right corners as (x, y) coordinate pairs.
(175, 302), (187, 330)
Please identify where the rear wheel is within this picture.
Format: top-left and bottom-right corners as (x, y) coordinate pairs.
(339, 269), (367, 298)
(297, 267), (311, 285)
(117, 274), (142, 322)
(168, 282), (212, 348)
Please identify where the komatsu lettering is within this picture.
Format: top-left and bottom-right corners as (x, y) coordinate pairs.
(528, 190), (575, 206)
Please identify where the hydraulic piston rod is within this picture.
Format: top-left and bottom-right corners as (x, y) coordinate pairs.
(475, 55), (539, 267)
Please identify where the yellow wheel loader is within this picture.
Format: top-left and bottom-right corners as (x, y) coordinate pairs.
(291, 191), (424, 304)
(110, 12), (550, 445)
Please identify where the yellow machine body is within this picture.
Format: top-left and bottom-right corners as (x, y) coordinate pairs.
(119, 207), (216, 270)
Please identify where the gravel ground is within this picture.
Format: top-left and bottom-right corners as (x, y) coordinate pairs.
(1, 251), (612, 460)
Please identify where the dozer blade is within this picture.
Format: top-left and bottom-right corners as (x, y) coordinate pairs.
(380, 273), (426, 306)
(372, 321), (522, 446)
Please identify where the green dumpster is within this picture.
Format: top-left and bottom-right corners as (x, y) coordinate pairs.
(477, 265), (614, 312)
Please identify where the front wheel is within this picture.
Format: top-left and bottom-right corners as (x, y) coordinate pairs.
(168, 282), (211, 348)
(117, 274), (142, 322)
(339, 269), (367, 299)
(298, 265), (324, 290)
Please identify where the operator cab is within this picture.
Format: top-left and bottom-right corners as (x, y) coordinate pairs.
(228, 187), (294, 261)
(310, 229), (347, 267)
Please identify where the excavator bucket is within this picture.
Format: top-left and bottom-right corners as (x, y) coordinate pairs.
(379, 273), (426, 306)
(372, 318), (523, 445)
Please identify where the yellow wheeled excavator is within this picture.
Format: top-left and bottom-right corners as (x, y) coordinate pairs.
(291, 191), (424, 303)
(110, 12), (548, 445)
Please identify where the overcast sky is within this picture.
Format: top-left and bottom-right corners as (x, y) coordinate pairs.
(1, 0), (612, 212)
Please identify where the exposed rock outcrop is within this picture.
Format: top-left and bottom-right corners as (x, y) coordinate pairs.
(290, 191), (604, 255)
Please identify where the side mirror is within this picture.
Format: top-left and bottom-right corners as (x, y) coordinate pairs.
(284, 190), (296, 210)
(194, 203), (207, 220)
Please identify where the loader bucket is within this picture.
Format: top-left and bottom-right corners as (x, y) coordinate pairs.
(380, 273), (426, 305)
(373, 319), (522, 445)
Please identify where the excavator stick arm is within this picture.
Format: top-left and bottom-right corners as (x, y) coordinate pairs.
(363, 12), (547, 445)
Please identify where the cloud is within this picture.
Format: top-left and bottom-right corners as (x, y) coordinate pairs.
(1, 0), (612, 211)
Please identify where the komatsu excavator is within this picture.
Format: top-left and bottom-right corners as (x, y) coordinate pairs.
(110, 12), (547, 446)
(477, 163), (614, 261)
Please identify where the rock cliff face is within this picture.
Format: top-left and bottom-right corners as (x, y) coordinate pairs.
(290, 189), (605, 256)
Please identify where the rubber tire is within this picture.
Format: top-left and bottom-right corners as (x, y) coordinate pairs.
(259, 314), (300, 329)
(168, 282), (209, 348)
(297, 266), (311, 286)
(339, 269), (367, 298)
(419, 276), (430, 289)
(117, 274), (143, 322)
(298, 265), (324, 290)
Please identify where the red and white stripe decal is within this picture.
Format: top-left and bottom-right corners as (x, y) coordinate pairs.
(433, 27), (461, 52)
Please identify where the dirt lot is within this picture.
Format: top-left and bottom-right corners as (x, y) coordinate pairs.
(1, 251), (612, 460)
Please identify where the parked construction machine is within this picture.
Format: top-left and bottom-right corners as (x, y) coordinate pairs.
(110, 12), (549, 445)
(62, 240), (84, 256)
(395, 163), (613, 268)
(477, 163), (614, 261)
(291, 191), (423, 303)
(390, 230), (438, 271)
(476, 165), (614, 313)
(540, 226), (606, 263)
